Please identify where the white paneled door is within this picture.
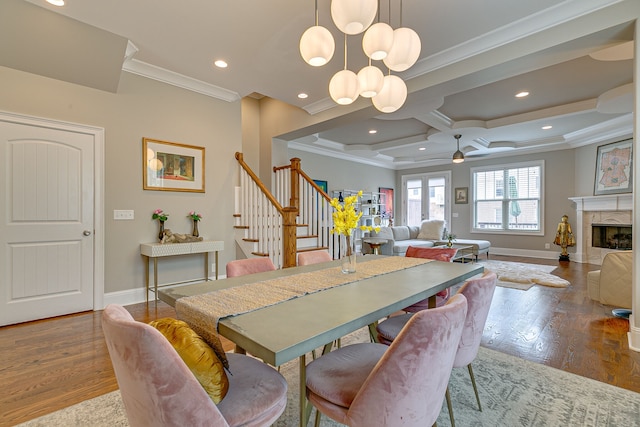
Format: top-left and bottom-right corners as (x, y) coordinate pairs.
(0, 117), (96, 326)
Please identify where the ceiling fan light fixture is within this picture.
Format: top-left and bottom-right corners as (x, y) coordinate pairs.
(452, 134), (465, 163)
(331, 0), (378, 35)
(300, 25), (335, 66)
(383, 27), (421, 72)
(357, 64), (384, 98)
(362, 22), (394, 60)
(372, 74), (407, 113)
(330, 69), (360, 105)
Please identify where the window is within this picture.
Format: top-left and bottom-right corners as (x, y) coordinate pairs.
(472, 161), (543, 234)
(402, 172), (451, 227)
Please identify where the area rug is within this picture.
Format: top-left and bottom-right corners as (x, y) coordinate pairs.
(479, 260), (570, 290)
(18, 329), (640, 427)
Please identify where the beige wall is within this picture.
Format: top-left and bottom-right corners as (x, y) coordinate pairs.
(288, 146), (608, 256)
(0, 61), (633, 299)
(0, 66), (241, 294)
(288, 149), (396, 196)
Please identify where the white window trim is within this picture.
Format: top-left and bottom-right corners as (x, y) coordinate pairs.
(470, 160), (545, 236)
(401, 171), (452, 229)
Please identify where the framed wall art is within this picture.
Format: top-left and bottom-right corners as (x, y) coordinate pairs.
(594, 138), (632, 196)
(313, 179), (328, 193)
(378, 187), (394, 218)
(143, 138), (205, 192)
(455, 187), (468, 204)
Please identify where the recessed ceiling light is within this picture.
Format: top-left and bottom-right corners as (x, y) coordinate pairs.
(419, 147), (426, 151)
(214, 60), (228, 68)
(298, 93), (308, 99)
(542, 125), (552, 130)
(515, 91), (529, 98)
(368, 129), (377, 134)
(47, 0), (65, 5)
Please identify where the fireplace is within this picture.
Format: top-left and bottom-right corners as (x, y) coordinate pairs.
(569, 195), (633, 265)
(591, 224), (632, 250)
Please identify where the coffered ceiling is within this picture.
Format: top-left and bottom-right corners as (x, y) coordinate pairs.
(5, 0), (637, 169)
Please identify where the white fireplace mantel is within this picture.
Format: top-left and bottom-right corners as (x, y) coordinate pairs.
(569, 194), (633, 212)
(568, 194), (633, 264)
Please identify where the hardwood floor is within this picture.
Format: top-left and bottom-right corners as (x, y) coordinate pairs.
(1, 255), (639, 426)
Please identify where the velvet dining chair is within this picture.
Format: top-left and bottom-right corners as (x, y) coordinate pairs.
(297, 250), (332, 266)
(305, 294), (468, 427)
(376, 271), (498, 427)
(102, 304), (288, 427)
(225, 257), (276, 278)
(403, 245), (459, 312)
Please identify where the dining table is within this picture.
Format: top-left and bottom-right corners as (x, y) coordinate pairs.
(159, 255), (483, 427)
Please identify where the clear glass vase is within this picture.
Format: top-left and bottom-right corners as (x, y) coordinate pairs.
(341, 232), (356, 274)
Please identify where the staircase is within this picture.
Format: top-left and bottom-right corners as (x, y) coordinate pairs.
(233, 153), (337, 269)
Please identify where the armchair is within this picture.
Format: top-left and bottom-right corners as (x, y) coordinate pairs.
(587, 251), (632, 309)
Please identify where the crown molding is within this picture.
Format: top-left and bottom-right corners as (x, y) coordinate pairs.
(122, 58), (240, 102)
(404, 0), (625, 80)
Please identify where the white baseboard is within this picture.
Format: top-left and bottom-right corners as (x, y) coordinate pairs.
(99, 275), (228, 310)
(628, 314), (640, 353)
(488, 247), (587, 262)
(101, 288), (147, 309)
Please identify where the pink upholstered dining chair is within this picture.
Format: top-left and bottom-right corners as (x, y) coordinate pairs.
(376, 271), (498, 427)
(102, 304), (287, 427)
(403, 245), (459, 312)
(225, 257), (276, 278)
(305, 294), (468, 427)
(297, 250), (332, 266)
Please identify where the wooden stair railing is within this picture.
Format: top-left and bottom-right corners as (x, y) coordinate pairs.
(273, 158), (337, 259)
(235, 152), (297, 269)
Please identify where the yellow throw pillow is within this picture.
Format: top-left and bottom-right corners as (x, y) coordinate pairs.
(149, 318), (229, 404)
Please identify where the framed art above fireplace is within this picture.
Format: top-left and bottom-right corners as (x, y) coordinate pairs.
(594, 138), (632, 196)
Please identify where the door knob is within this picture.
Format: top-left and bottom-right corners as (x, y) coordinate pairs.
(83, 230), (92, 236)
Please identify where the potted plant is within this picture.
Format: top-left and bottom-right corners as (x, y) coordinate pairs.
(446, 232), (457, 247)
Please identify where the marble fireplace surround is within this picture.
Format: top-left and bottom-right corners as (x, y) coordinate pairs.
(569, 195), (632, 265)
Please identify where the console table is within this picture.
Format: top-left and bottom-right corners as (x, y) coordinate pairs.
(140, 240), (224, 302)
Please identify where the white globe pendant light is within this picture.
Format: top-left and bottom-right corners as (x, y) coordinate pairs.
(357, 64), (384, 98)
(300, 0), (335, 66)
(300, 25), (335, 66)
(372, 74), (407, 113)
(330, 69), (360, 105)
(330, 34), (360, 105)
(331, 0), (378, 35)
(383, 27), (421, 72)
(362, 22), (394, 60)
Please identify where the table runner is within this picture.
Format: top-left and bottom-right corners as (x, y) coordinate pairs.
(176, 256), (431, 346)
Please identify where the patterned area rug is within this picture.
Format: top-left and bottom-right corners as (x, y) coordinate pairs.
(479, 260), (570, 290)
(19, 329), (639, 427)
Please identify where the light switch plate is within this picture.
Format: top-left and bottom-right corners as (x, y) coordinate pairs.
(114, 210), (134, 220)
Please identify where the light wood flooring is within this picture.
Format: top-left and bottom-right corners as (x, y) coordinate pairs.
(1, 255), (639, 426)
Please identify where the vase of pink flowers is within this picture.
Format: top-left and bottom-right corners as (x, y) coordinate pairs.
(152, 209), (169, 241)
(188, 211), (202, 237)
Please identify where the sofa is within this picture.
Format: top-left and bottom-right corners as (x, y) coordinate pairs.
(587, 251), (632, 309)
(362, 220), (491, 260)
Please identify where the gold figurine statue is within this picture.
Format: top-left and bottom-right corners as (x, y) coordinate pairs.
(554, 214), (575, 261)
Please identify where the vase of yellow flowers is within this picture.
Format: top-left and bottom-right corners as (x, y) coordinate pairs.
(330, 191), (379, 274)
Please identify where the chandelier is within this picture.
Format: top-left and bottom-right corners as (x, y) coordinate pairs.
(299, 0), (421, 113)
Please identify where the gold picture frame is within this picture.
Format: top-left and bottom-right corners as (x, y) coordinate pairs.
(143, 138), (205, 192)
